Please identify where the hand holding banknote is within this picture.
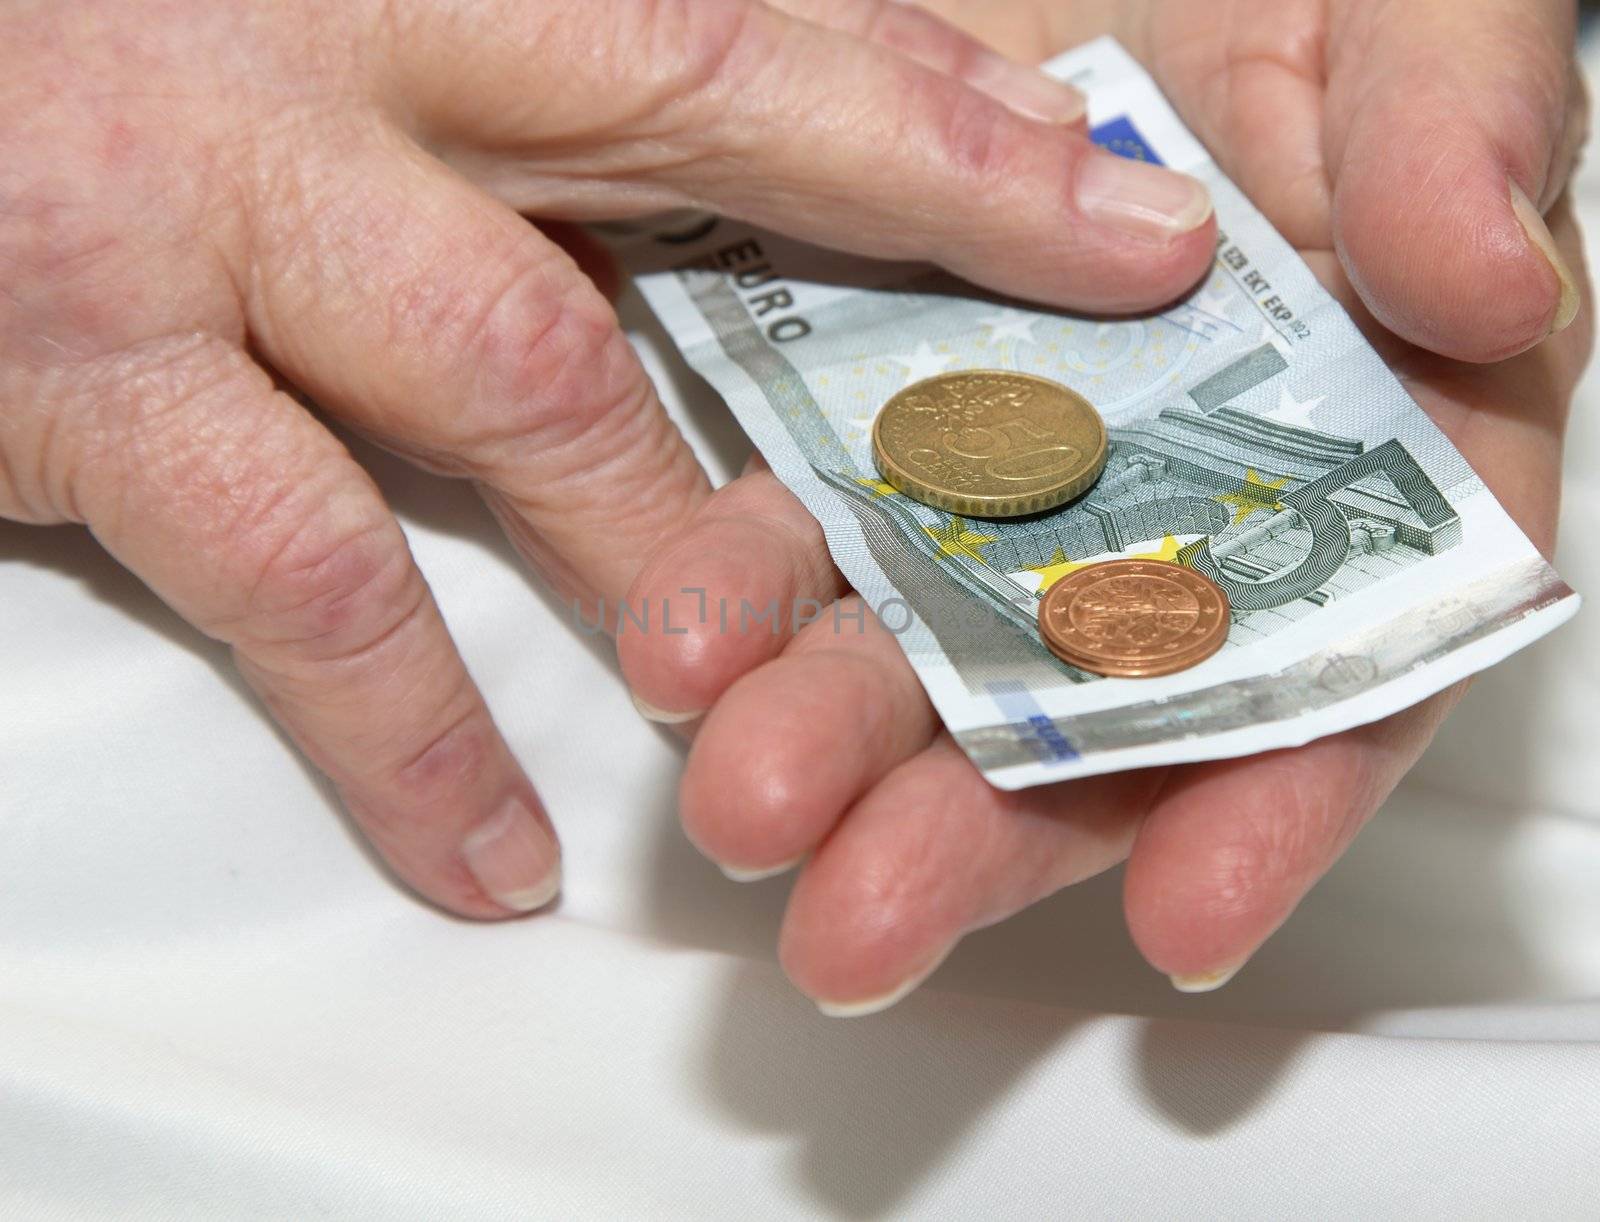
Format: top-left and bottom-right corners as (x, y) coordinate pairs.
(618, 5), (1592, 1010)
(0, 0), (1223, 917)
(917, 0), (1586, 364)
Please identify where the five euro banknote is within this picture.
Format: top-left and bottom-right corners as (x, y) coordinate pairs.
(617, 37), (1580, 789)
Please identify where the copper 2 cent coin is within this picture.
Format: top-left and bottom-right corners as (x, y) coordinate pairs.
(1037, 559), (1231, 678)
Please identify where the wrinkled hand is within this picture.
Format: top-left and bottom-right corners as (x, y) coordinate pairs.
(925, 0), (1587, 359)
(0, 1), (1222, 916)
(619, 0), (1594, 1011)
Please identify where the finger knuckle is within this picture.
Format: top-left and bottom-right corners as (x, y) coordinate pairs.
(637, 0), (771, 104)
(865, 1), (974, 77)
(920, 76), (1019, 186)
(236, 501), (420, 669)
(406, 251), (644, 458)
(479, 274), (629, 439)
(393, 709), (490, 800)
(353, 704), (495, 835)
(615, 0), (801, 168)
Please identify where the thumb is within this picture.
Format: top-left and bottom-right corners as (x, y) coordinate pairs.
(1327, 0), (1583, 362)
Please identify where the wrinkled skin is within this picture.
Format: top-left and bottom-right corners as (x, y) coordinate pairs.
(618, 0), (1595, 1009)
(1, 0), (1588, 1005)
(1, 0), (1223, 915)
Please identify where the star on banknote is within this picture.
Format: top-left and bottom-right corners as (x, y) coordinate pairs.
(1214, 470), (1289, 524)
(888, 341), (956, 385)
(923, 516), (998, 563)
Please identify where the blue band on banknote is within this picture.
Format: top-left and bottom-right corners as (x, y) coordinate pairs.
(1091, 116), (1164, 165)
(984, 681), (1081, 764)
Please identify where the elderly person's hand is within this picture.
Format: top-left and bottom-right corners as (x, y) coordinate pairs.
(0, 0), (1223, 916)
(618, 0), (1593, 1011)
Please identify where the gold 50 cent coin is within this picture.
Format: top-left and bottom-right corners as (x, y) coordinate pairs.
(1038, 559), (1231, 678)
(872, 371), (1107, 518)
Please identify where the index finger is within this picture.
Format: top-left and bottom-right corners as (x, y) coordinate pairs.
(392, 0), (1217, 314)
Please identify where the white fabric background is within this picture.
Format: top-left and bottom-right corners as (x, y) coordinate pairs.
(5, 52), (1600, 1222)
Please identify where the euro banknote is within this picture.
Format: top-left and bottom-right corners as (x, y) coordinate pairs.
(617, 37), (1579, 789)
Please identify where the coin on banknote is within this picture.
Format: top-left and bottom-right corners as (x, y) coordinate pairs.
(1038, 559), (1231, 678)
(872, 371), (1107, 517)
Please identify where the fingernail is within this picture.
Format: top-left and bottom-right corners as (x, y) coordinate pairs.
(1076, 152), (1214, 241)
(631, 691), (702, 725)
(719, 855), (804, 883)
(968, 56), (1086, 125)
(1510, 179), (1580, 335)
(461, 796), (562, 913)
(1170, 964), (1243, 994)
(814, 959), (943, 1018)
